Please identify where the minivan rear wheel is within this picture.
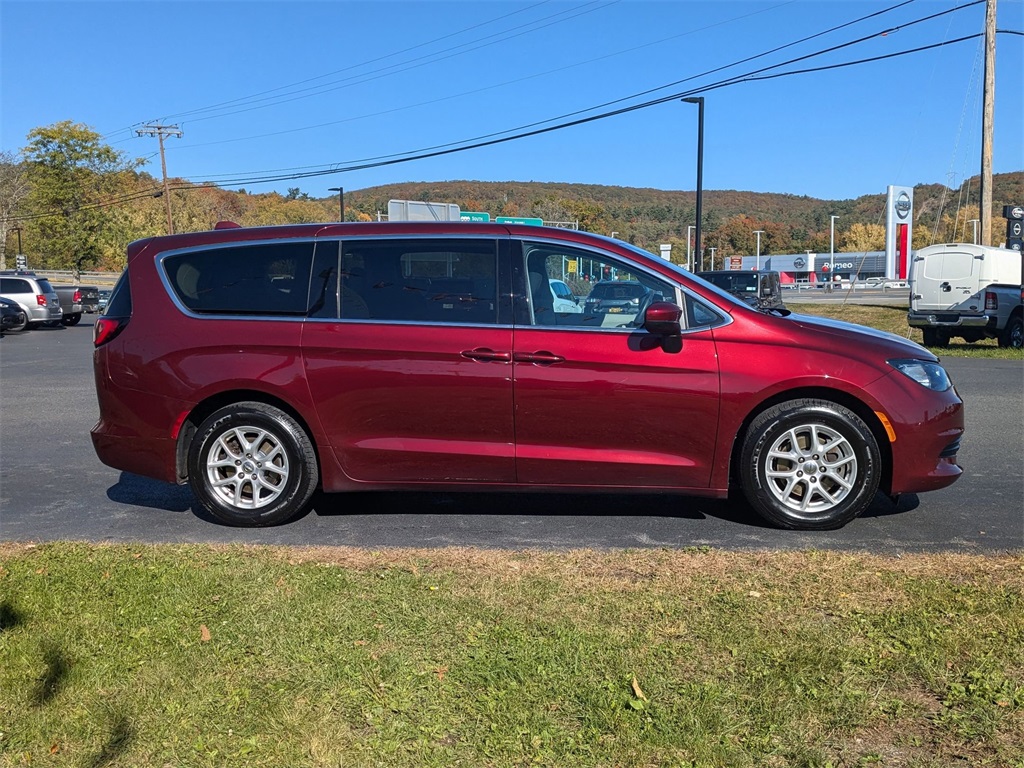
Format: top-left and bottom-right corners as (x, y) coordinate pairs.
(739, 399), (880, 530)
(188, 402), (319, 527)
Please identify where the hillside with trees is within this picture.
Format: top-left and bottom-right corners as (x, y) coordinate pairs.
(1, 121), (1021, 273)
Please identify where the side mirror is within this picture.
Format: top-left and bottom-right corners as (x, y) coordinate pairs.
(643, 301), (683, 336)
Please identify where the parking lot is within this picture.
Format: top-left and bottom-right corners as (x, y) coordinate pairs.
(1, 316), (1021, 552)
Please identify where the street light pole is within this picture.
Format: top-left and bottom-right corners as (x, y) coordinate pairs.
(328, 187), (345, 222)
(753, 230), (764, 270)
(682, 97), (704, 273)
(829, 215), (840, 271)
(829, 215), (839, 291)
(686, 225), (695, 271)
(969, 218), (980, 244)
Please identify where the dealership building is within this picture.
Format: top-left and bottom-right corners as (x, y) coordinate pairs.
(722, 251), (890, 284)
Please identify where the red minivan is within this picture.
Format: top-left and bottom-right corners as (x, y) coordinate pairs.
(92, 222), (963, 530)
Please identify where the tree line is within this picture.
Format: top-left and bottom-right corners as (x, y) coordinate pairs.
(2, 121), (1020, 274)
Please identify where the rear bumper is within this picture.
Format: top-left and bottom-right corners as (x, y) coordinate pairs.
(908, 310), (990, 328)
(91, 426), (181, 484)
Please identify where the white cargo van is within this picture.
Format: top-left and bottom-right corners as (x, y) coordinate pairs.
(908, 243), (1023, 348)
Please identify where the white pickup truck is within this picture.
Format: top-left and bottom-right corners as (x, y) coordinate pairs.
(908, 243), (1023, 348)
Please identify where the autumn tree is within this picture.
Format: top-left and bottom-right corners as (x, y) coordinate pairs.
(841, 222), (885, 252)
(21, 121), (143, 271)
(0, 149), (30, 269)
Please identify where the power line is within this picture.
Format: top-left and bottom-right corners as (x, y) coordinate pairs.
(191, 4), (992, 187)
(185, 0), (924, 178)
(14, 8), (1017, 222)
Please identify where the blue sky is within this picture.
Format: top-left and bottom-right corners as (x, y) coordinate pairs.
(2, 0), (1021, 202)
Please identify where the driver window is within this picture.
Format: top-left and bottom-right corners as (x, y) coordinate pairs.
(521, 243), (675, 329)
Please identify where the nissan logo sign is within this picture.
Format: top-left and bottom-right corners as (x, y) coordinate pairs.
(894, 191), (912, 220)
(794, 257), (806, 269)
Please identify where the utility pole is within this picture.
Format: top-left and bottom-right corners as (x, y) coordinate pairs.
(137, 124), (183, 235)
(979, 0), (996, 246)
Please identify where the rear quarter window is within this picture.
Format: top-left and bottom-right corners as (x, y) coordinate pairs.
(1, 278), (31, 293)
(163, 242), (314, 315)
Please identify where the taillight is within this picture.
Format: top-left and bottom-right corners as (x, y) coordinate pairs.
(73, 289), (82, 303)
(36, 294), (47, 307)
(93, 316), (128, 347)
(985, 291), (998, 310)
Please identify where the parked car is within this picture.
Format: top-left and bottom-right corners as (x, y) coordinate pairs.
(548, 279), (582, 313)
(92, 222), (963, 531)
(583, 279), (650, 316)
(50, 284), (99, 324)
(51, 285), (83, 325)
(80, 285), (101, 314)
(696, 270), (785, 311)
(97, 288), (112, 312)
(0, 296), (28, 334)
(0, 271), (62, 328)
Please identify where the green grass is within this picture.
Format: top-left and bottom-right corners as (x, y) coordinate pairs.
(791, 303), (1024, 359)
(2, 543), (1022, 767)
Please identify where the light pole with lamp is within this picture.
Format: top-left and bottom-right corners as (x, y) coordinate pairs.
(328, 187), (345, 222)
(682, 97), (704, 272)
(753, 230), (764, 270)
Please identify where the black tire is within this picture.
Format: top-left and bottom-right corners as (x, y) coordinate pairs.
(739, 399), (880, 530)
(998, 315), (1023, 349)
(7, 315), (28, 333)
(187, 402), (319, 527)
(921, 327), (949, 348)
(62, 313), (82, 326)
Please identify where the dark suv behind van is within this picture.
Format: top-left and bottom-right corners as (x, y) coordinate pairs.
(92, 221), (963, 530)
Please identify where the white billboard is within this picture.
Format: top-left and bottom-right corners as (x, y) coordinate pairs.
(387, 199), (461, 222)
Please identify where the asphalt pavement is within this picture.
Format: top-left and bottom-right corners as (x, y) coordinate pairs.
(1, 316), (1021, 553)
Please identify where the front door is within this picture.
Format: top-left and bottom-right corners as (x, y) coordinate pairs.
(511, 241), (721, 489)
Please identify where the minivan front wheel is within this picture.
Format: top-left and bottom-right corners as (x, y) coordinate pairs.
(739, 399), (880, 530)
(188, 402), (319, 527)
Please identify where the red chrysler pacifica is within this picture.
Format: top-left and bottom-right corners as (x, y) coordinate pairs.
(91, 222), (963, 529)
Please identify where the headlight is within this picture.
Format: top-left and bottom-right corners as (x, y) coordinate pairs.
(888, 359), (952, 391)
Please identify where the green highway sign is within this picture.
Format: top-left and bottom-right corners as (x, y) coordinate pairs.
(460, 212), (491, 222)
(496, 216), (544, 226)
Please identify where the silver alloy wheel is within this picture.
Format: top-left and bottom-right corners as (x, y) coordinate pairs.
(762, 422), (858, 514)
(205, 425), (291, 510)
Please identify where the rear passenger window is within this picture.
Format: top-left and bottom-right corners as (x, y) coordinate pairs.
(164, 242), (313, 316)
(1, 278), (30, 293)
(338, 239), (498, 324)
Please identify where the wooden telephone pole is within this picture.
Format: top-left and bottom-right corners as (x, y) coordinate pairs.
(137, 124), (183, 235)
(979, 0), (996, 246)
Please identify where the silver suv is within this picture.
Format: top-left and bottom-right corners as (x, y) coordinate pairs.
(0, 271), (62, 327)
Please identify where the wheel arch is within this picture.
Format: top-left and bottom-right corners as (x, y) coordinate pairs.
(728, 386), (894, 495)
(175, 389), (322, 484)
